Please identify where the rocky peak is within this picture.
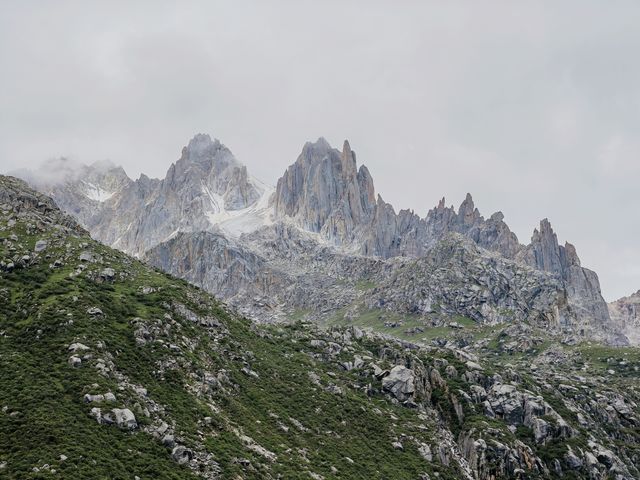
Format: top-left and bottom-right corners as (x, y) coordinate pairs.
(527, 219), (564, 276)
(164, 133), (260, 211)
(457, 193), (483, 230)
(340, 140), (357, 179)
(18, 157), (132, 202)
(273, 137), (377, 244)
(609, 290), (640, 345)
(523, 219), (584, 278)
(519, 219), (619, 343)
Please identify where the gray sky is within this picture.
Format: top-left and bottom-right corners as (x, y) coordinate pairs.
(1, 1), (639, 301)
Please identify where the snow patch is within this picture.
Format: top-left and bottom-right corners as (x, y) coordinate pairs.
(83, 181), (115, 202)
(205, 177), (274, 238)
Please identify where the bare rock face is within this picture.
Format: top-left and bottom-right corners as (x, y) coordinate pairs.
(367, 234), (573, 329)
(18, 159), (132, 230)
(273, 138), (376, 246)
(144, 230), (285, 301)
(382, 365), (416, 402)
(609, 290), (640, 345)
(273, 139), (522, 261)
(520, 219), (621, 344)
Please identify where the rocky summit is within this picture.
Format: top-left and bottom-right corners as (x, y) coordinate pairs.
(2, 174), (640, 479)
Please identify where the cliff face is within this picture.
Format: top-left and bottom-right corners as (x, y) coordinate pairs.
(273, 138), (376, 246)
(609, 290), (640, 345)
(273, 139), (522, 260)
(519, 219), (618, 344)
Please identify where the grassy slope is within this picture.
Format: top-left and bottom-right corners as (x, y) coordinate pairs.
(0, 216), (460, 479)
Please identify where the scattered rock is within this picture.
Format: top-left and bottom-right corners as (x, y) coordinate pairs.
(34, 240), (47, 252)
(68, 355), (82, 368)
(171, 445), (194, 465)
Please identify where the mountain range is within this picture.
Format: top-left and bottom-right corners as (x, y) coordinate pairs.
(2, 174), (640, 479)
(3, 135), (640, 479)
(17, 134), (636, 346)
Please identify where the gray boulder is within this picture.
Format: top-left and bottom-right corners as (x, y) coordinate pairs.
(171, 445), (193, 465)
(382, 365), (415, 401)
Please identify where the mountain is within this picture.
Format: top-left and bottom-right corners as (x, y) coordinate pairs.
(22, 134), (272, 257)
(2, 175), (640, 479)
(17, 135), (628, 346)
(610, 291), (640, 345)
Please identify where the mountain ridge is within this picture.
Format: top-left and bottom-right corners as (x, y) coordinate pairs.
(16, 134), (632, 345)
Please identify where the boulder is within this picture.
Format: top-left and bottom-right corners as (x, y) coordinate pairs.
(34, 240), (47, 252)
(382, 365), (415, 401)
(99, 268), (115, 282)
(111, 408), (137, 429)
(68, 343), (90, 352)
(68, 355), (82, 368)
(171, 445), (194, 465)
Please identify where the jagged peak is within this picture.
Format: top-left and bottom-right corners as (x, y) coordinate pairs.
(489, 211), (505, 222)
(186, 133), (218, 150)
(14, 156), (131, 191)
(170, 134), (240, 181)
(539, 218), (555, 233)
(87, 159), (121, 172)
(458, 193), (475, 212)
(357, 163), (371, 177)
(185, 134), (226, 157)
(342, 139), (352, 155)
(532, 218), (554, 239)
(304, 137), (332, 150)
(564, 241), (581, 267)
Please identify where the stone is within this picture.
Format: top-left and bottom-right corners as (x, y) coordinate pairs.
(465, 361), (482, 371)
(171, 445), (194, 465)
(100, 268), (116, 281)
(162, 434), (175, 448)
(79, 252), (96, 262)
(565, 448), (583, 469)
(68, 343), (90, 352)
(34, 240), (47, 252)
(381, 365), (415, 401)
(84, 394), (105, 403)
(112, 408), (137, 429)
(532, 418), (550, 444)
(68, 355), (82, 368)
(87, 307), (103, 316)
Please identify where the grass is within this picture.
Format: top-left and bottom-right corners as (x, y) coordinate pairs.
(0, 216), (464, 479)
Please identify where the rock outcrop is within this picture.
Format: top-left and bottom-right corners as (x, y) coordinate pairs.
(609, 290), (640, 345)
(520, 219), (620, 344)
(273, 138), (376, 246)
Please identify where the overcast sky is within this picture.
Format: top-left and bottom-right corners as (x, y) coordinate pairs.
(1, 1), (639, 301)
